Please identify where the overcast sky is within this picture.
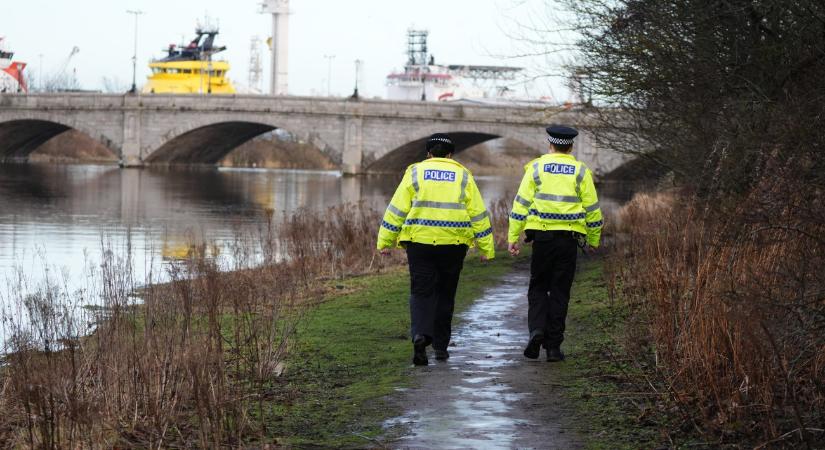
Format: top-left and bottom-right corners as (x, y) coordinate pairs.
(2, 0), (574, 100)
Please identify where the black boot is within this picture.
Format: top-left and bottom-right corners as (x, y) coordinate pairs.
(413, 335), (429, 366)
(523, 330), (544, 359)
(546, 346), (565, 362)
(434, 349), (450, 361)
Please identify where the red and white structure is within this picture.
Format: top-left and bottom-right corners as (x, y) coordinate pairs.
(386, 30), (521, 102)
(0, 37), (27, 93)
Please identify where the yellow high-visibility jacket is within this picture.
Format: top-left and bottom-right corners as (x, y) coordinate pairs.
(376, 157), (495, 259)
(508, 152), (603, 247)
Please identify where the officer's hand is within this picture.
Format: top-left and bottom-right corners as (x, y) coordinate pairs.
(379, 248), (392, 256)
(584, 245), (598, 255)
(479, 254), (489, 263)
(508, 242), (520, 257)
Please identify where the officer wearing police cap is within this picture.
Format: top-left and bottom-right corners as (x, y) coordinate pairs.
(507, 125), (604, 362)
(377, 133), (496, 366)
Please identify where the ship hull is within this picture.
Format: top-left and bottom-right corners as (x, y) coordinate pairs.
(0, 58), (27, 93)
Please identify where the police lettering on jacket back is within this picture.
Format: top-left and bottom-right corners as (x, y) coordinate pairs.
(423, 169), (456, 182)
(544, 163), (576, 175)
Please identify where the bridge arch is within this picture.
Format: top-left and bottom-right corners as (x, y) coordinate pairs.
(0, 117), (118, 160)
(143, 118), (341, 165)
(365, 126), (545, 173)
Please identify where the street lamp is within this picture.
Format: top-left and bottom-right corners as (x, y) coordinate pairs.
(127, 9), (144, 94)
(352, 59), (362, 99)
(38, 53), (43, 92)
(323, 54), (335, 96)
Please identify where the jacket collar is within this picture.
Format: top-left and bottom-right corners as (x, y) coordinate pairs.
(546, 152), (577, 161)
(425, 157), (467, 169)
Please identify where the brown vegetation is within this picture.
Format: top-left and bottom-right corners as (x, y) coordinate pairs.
(29, 130), (118, 163)
(0, 200), (510, 448)
(611, 179), (824, 447)
(27, 131), (337, 169)
(220, 135), (337, 170)
(0, 204), (399, 448)
(552, 0), (825, 446)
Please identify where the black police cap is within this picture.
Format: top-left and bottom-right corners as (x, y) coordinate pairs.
(426, 133), (455, 153)
(427, 133), (453, 145)
(545, 125), (578, 145)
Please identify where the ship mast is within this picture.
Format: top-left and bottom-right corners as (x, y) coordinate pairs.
(260, 0), (289, 96)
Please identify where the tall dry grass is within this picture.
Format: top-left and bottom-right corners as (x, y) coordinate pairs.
(611, 169), (825, 447)
(0, 203), (398, 448)
(0, 197), (511, 448)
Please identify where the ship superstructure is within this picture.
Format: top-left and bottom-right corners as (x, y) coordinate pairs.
(142, 24), (236, 94)
(386, 30), (521, 102)
(0, 37), (27, 93)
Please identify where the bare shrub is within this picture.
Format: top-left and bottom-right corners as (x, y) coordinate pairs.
(488, 197), (513, 251)
(611, 171), (825, 447)
(0, 198), (515, 447)
(0, 203), (397, 448)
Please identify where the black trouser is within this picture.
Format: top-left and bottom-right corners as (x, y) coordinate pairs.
(405, 242), (468, 351)
(527, 232), (579, 348)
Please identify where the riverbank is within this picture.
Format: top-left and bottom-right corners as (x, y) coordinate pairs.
(552, 258), (664, 449)
(0, 240), (676, 448)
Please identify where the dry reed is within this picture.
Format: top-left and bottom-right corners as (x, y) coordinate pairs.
(610, 172), (825, 447)
(0, 203), (399, 449)
(0, 198), (512, 448)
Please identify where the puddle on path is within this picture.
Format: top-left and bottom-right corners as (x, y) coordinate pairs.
(384, 271), (581, 450)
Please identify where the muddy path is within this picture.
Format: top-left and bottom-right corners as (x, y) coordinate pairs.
(383, 269), (584, 450)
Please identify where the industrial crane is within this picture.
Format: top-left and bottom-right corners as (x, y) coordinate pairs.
(45, 46), (80, 91)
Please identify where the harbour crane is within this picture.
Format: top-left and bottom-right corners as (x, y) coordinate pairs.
(46, 46), (80, 91)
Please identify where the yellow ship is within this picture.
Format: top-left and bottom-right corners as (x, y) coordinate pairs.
(142, 26), (236, 94)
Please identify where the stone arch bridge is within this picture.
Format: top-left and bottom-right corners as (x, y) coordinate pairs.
(0, 94), (629, 175)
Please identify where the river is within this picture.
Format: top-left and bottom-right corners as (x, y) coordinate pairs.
(0, 162), (633, 309)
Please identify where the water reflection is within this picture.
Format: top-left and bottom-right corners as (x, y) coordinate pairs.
(0, 164), (526, 287)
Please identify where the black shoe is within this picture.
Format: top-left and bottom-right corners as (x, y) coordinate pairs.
(434, 349), (450, 361)
(546, 347), (565, 362)
(413, 335), (429, 366)
(523, 330), (544, 359)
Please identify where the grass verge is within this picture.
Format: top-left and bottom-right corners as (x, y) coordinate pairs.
(263, 252), (515, 448)
(554, 257), (665, 449)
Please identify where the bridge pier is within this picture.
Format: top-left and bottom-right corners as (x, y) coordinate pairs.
(341, 116), (363, 175)
(120, 96), (143, 167)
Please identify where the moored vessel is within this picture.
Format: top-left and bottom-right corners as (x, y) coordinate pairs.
(0, 37), (27, 93)
(142, 25), (236, 94)
(386, 30), (521, 102)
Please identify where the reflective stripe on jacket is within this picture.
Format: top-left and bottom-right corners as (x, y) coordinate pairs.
(376, 157), (495, 259)
(507, 153), (603, 247)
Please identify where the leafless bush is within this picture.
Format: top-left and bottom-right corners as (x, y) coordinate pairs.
(488, 197), (513, 251)
(0, 198), (515, 447)
(278, 203), (405, 279)
(0, 203), (397, 448)
(611, 169), (825, 447)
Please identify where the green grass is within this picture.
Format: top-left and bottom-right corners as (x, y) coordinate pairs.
(260, 255), (667, 448)
(262, 252), (515, 447)
(554, 259), (664, 449)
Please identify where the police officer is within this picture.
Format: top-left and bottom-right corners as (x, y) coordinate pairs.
(377, 133), (495, 366)
(507, 126), (603, 362)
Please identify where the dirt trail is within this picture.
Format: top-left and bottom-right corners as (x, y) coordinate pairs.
(384, 269), (584, 450)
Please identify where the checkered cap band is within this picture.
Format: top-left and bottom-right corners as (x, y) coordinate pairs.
(428, 137), (453, 144)
(547, 136), (575, 145)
